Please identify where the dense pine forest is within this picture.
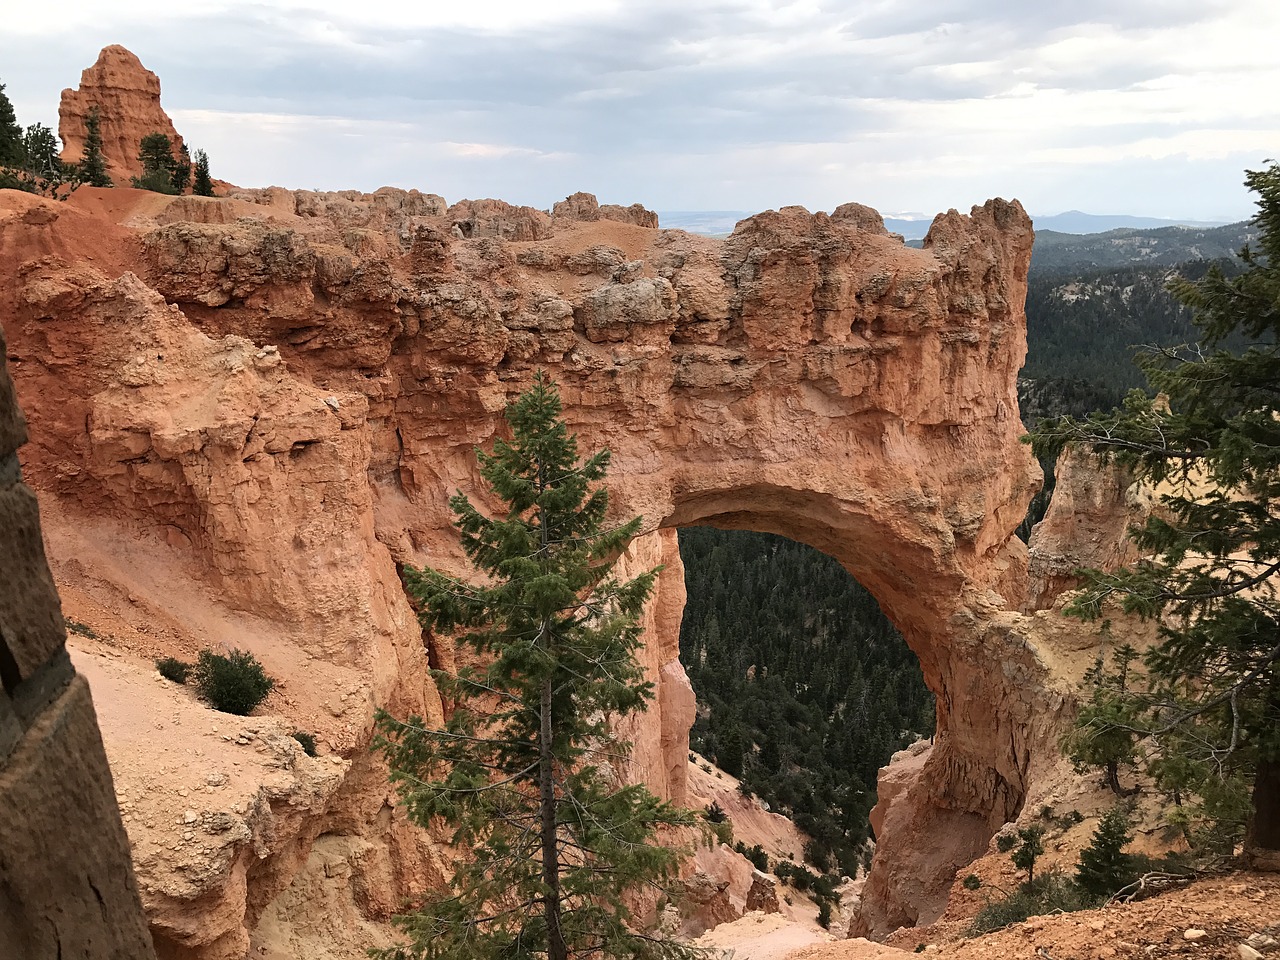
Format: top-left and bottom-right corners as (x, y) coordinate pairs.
(677, 220), (1259, 876)
(677, 528), (934, 877)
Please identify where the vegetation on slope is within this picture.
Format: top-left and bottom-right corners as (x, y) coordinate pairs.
(678, 527), (934, 877)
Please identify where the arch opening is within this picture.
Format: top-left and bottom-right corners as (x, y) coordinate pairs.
(676, 525), (935, 883)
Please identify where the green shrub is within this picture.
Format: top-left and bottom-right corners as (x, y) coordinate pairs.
(705, 801), (728, 824)
(710, 819), (733, 847)
(734, 841), (769, 872)
(1011, 826), (1046, 884)
(156, 656), (192, 684)
(970, 870), (1090, 935)
(816, 900), (832, 929)
(804, 839), (832, 873)
(130, 168), (179, 194)
(291, 731), (318, 756)
(194, 648), (275, 715)
(962, 873), (982, 890)
(995, 832), (1017, 853)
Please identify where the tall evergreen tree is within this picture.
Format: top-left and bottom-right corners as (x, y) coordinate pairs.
(192, 148), (214, 196)
(79, 106), (112, 187)
(171, 142), (191, 193)
(1030, 162), (1280, 867)
(21, 123), (60, 178)
(374, 373), (700, 960)
(0, 81), (23, 167)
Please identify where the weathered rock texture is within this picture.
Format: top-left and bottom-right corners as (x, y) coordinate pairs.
(1025, 447), (1154, 610)
(0, 320), (155, 958)
(0, 90), (1085, 949)
(59, 45), (186, 186)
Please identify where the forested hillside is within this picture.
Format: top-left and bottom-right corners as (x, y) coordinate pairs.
(1028, 221), (1254, 275)
(677, 528), (934, 876)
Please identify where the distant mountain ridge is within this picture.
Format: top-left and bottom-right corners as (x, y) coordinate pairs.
(658, 209), (1239, 242)
(1030, 221), (1256, 274)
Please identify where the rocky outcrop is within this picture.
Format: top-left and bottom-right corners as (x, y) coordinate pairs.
(0, 318), (155, 958)
(553, 190), (660, 228)
(59, 45), (186, 185)
(1, 171), (1056, 951)
(1026, 448), (1152, 610)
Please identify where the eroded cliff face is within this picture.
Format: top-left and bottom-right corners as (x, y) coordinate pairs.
(0, 179), (1054, 949)
(0, 46), (1081, 952)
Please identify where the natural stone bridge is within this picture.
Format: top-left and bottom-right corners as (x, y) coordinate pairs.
(0, 183), (1066, 955)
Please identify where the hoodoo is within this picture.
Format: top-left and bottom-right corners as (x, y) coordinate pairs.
(59, 44), (186, 185)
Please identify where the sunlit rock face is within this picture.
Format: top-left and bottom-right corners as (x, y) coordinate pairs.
(7, 56), (1054, 949)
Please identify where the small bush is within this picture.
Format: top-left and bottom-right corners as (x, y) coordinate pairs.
(970, 871), (1090, 935)
(156, 657), (192, 684)
(734, 841), (769, 872)
(194, 648), (275, 715)
(1075, 804), (1137, 899)
(962, 873), (982, 890)
(291, 731), (318, 756)
(804, 838), (832, 873)
(817, 900), (832, 929)
(710, 819), (733, 847)
(1011, 826), (1046, 884)
(130, 169), (179, 194)
(66, 619), (98, 639)
(995, 832), (1017, 853)
(705, 801), (728, 824)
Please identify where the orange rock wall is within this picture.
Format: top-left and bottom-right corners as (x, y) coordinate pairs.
(0, 181), (1054, 948)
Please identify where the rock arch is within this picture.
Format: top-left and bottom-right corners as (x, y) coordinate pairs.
(1, 186), (1059, 950)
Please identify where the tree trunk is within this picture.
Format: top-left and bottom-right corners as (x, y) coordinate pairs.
(535, 455), (569, 960)
(540, 670), (568, 960)
(1105, 761), (1122, 796)
(1246, 670), (1280, 871)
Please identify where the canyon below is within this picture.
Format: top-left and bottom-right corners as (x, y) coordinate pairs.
(3, 45), (1273, 960)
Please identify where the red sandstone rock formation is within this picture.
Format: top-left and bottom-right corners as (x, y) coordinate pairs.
(0, 171), (1066, 952)
(553, 190), (660, 228)
(59, 45), (186, 186)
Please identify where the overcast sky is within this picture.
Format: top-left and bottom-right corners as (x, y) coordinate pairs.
(2, 1), (1277, 221)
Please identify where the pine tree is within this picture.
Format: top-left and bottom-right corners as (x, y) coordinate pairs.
(1061, 642), (1141, 795)
(373, 373), (701, 960)
(132, 132), (178, 193)
(1010, 826), (1045, 886)
(0, 81), (23, 167)
(171, 142), (191, 193)
(79, 106), (112, 187)
(192, 149), (214, 197)
(21, 124), (60, 178)
(1075, 805), (1137, 900)
(1030, 162), (1280, 867)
